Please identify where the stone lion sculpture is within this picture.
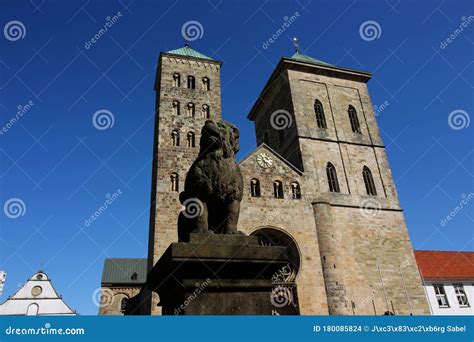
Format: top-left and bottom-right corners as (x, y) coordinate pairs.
(178, 120), (243, 240)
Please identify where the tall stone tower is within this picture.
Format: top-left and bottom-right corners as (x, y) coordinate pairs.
(247, 51), (430, 315)
(147, 45), (222, 270)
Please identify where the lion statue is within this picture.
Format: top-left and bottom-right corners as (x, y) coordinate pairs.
(178, 120), (244, 240)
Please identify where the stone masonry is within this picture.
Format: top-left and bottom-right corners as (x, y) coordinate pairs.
(119, 46), (431, 315)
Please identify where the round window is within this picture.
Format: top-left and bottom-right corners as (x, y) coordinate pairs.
(31, 286), (42, 296)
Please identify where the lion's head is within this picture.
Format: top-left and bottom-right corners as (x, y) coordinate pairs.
(199, 120), (240, 158)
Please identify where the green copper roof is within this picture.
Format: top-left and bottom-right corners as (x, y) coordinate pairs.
(167, 45), (214, 61)
(101, 258), (147, 285)
(289, 52), (334, 67)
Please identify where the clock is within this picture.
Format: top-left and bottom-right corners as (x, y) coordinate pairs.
(256, 152), (273, 169)
(31, 286), (42, 296)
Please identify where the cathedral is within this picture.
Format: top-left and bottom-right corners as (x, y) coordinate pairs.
(99, 44), (430, 315)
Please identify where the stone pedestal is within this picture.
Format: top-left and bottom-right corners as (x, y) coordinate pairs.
(146, 233), (298, 315)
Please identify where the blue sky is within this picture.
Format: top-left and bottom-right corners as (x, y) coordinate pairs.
(0, 0), (472, 315)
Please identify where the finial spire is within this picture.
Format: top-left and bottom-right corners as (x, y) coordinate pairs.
(184, 40), (189, 48)
(292, 37), (300, 53)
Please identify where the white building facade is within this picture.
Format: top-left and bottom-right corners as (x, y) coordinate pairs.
(415, 251), (474, 316)
(0, 271), (76, 316)
(424, 282), (473, 315)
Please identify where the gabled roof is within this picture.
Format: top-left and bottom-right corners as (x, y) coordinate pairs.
(166, 45), (215, 61)
(289, 52), (334, 67)
(414, 250), (474, 280)
(101, 258), (147, 285)
(239, 143), (303, 176)
(0, 271), (76, 315)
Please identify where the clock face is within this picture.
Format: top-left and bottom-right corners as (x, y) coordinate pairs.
(256, 152), (273, 169)
(31, 286), (42, 296)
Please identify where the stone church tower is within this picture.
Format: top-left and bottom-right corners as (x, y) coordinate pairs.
(148, 45), (223, 267)
(100, 44), (430, 316)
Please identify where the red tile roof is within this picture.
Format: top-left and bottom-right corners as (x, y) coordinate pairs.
(414, 250), (474, 280)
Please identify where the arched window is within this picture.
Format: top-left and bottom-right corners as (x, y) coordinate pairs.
(273, 180), (284, 199)
(171, 130), (180, 146)
(187, 103), (195, 117)
(172, 73), (180, 87)
(291, 182), (301, 199)
(172, 100), (180, 115)
(187, 132), (195, 148)
(202, 104), (210, 118)
(363, 166), (377, 196)
(348, 105), (361, 134)
(314, 100), (327, 129)
(26, 303), (39, 316)
(170, 173), (179, 192)
(120, 297), (129, 313)
(202, 77), (210, 90)
(187, 75), (195, 89)
(250, 178), (261, 197)
(326, 162), (340, 193)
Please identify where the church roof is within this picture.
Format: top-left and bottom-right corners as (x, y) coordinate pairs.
(0, 271), (76, 316)
(101, 258), (147, 285)
(289, 52), (334, 67)
(166, 45), (215, 61)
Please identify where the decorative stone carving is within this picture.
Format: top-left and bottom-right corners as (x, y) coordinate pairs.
(178, 120), (243, 240)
